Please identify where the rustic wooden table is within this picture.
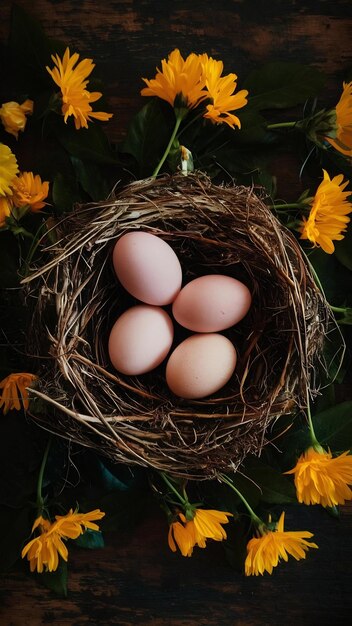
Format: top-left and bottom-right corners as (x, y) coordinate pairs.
(1, 1), (352, 624)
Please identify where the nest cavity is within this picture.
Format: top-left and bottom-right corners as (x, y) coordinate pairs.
(25, 173), (330, 479)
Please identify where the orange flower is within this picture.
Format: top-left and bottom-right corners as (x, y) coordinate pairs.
(46, 47), (113, 130)
(168, 508), (232, 557)
(299, 170), (352, 254)
(141, 48), (207, 111)
(200, 54), (248, 128)
(286, 447), (352, 507)
(245, 512), (318, 576)
(0, 373), (37, 414)
(325, 81), (352, 157)
(12, 171), (49, 212)
(0, 100), (33, 139)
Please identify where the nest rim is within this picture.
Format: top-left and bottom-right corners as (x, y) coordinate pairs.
(25, 173), (331, 479)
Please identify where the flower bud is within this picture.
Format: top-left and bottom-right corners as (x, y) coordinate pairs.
(0, 100), (33, 139)
(296, 108), (338, 147)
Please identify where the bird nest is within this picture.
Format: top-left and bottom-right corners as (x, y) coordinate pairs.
(25, 173), (330, 479)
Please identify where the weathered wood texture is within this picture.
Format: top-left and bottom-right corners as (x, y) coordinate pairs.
(1, 2), (352, 624)
(0, 0), (351, 145)
(1, 505), (352, 626)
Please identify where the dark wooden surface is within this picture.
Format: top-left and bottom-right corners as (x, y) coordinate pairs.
(1, 505), (352, 626)
(1, 1), (352, 624)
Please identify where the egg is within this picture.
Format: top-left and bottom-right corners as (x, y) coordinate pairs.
(166, 333), (237, 399)
(108, 305), (174, 375)
(172, 274), (252, 332)
(113, 231), (182, 305)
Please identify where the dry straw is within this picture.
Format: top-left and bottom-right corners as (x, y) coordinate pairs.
(24, 173), (331, 479)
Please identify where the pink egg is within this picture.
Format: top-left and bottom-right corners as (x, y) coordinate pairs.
(113, 231), (182, 305)
(108, 305), (174, 375)
(172, 274), (251, 332)
(166, 333), (237, 399)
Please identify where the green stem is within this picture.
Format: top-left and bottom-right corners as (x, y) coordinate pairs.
(306, 398), (321, 451)
(152, 113), (184, 178)
(271, 203), (302, 211)
(219, 474), (262, 527)
(36, 438), (52, 515)
(267, 121), (298, 130)
(330, 305), (347, 314)
(160, 472), (188, 507)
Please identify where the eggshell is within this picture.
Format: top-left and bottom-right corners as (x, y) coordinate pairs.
(108, 305), (174, 375)
(166, 333), (237, 399)
(113, 231), (182, 305)
(172, 274), (251, 332)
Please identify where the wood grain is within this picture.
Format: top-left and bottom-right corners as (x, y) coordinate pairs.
(0, 0), (351, 143)
(1, 505), (352, 626)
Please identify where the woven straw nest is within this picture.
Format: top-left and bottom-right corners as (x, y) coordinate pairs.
(25, 173), (331, 479)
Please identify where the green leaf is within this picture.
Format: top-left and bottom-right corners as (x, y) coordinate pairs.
(96, 460), (129, 492)
(75, 529), (105, 549)
(40, 559), (68, 597)
(242, 456), (297, 504)
(314, 401), (352, 451)
(335, 226), (352, 272)
(308, 248), (352, 306)
(231, 109), (275, 145)
(52, 172), (80, 214)
(58, 124), (117, 165)
(272, 413), (313, 469)
(321, 323), (347, 384)
(121, 99), (173, 177)
(243, 62), (325, 111)
(71, 157), (110, 202)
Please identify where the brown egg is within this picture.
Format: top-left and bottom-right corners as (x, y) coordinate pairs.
(166, 333), (237, 399)
(172, 274), (252, 332)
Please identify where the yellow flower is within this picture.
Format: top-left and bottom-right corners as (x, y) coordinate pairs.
(245, 512), (318, 576)
(168, 517), (201, 557)
(325, 82), (352, 157)
(0, 143), (19, 196)
(0, 100), (33, 139)
(46, 47), (113, 130)
(22, 516), (69, 573)
(168, 508), (232, 557)
(286, 447), (352, 507)
(200, 54), (248, 128)
(12, 171), (49, 212)
(299, 170), (352, 254)
(0, 195), (13, 227)
(141, 48), (207, 111)
(54, 508), (106, 539)
(22, 509), (105, 573)
(0, 373), (37, 414)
